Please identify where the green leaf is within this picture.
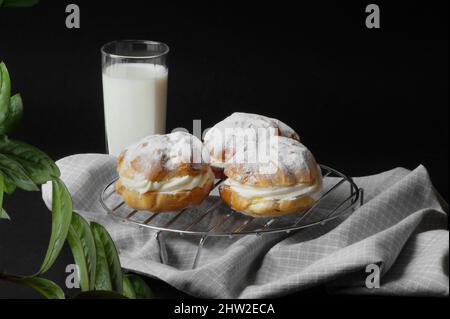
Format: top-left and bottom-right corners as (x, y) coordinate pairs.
(0, 93), (23, 135)
(74, 290), (128, 299)
(0, 153), (38, 191)
(0, 173), (4, 208)
(0, 137), (60, 185)
(3, 178), (16, 194)
(125, 274), (154, 299)
(1, 0), (40, 7)
(0, 174), (8, 220)
(0, 208), (9, 220)
(0, 62), (11, 125)
(91, 222), (123, 294)
(66, 212), (96, 291)
(122, 275), (136, 299)
(93, 239), (112, 292)
(7, 276), (65, 299)
(39, 178), (73, 274)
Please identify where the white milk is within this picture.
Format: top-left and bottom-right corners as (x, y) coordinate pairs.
(102, 63), (168, 156)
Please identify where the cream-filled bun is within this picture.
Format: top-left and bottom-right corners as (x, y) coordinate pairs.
(203, 112), (300, 178)
(116, 132), (215, 212)
(219, 136), (322, 217)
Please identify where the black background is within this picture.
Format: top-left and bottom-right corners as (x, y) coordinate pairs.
(0, 0), (448, 299)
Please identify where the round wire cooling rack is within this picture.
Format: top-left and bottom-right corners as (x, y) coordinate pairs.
(100, 164), (364, 268)
(100, 164), (363, 236)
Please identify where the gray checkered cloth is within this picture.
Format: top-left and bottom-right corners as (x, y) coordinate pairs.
(42, 154), (449, 298)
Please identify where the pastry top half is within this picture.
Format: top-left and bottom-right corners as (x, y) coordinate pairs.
(224, 136), (321, 188)
(117, 131), (213, 194)
(203, 112), (300, 166)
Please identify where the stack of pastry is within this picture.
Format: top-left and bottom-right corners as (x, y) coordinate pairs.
(116, 112), (322, 217)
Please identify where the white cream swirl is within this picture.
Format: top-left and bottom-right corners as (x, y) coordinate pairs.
(121, 170), (213, 194)
(224, 178), (321, 200)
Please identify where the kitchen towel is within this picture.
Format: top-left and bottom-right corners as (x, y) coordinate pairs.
(42, 154), (449, 298)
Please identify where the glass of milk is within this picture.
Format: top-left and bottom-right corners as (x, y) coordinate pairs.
(101, 40), (169, 156)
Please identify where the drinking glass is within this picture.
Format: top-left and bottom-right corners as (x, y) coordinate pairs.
(101, 40), (169, 156)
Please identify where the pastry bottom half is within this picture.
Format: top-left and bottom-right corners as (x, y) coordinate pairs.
(219, 184), (317, 217)
(115, 176), (214, 212)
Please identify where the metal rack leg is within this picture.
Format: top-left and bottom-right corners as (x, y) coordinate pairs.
(359, 188), (364, 207)
(192, 235), (208, 269)
(155, 231), (168, 265)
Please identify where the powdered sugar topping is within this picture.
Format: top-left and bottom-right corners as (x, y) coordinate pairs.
(227, 136), (318, 184)
(204, 112), (300, 162)
(119, 132), (210, 178)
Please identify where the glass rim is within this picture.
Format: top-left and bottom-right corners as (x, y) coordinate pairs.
(101, 40), (170, 59)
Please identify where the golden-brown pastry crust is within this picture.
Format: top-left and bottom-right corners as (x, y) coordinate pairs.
(118, 132), (210, 183)
(224, 136), (321, 187)
(116, 171), (215, 212)
(203, 112), (300, 168)
(219, 184), (316, 217)
(224, 164), (320, 187)
(118, 160), (209, 182)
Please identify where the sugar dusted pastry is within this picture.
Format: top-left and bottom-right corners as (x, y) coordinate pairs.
(203, 112), (300, 178)
(116, 132), (215, 212)
(219, 136), (322, 217)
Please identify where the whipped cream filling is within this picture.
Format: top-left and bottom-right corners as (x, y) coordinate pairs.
(121, 170), (213, 194)
(224, 178), (321, 200)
